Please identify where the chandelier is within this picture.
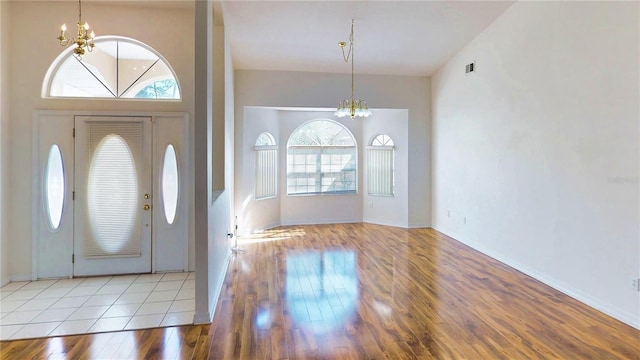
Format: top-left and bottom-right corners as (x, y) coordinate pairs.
(335, 19), (371, 120)
(57, 0), (96, 58)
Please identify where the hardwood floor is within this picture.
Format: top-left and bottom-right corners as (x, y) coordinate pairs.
(1, 223), (638, 359)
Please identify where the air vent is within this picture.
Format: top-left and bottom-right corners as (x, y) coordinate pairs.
(465, 62), (475, 74)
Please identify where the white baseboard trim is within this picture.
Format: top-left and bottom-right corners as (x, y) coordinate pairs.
(362, 218), (408, 229)
(280, 218), (362, 226)
(10, 274), (32, 282)
(408, 222), (430, 229)
(194, 248), (232, 325)
(433, 226), (640, 330)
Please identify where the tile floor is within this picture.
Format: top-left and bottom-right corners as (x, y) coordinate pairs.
(0, 272), (194, 341)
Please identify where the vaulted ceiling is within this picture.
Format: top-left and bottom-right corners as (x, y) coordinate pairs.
(222, 1), (515, 76)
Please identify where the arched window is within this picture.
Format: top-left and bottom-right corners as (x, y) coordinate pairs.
(287, 120), (357, 195)
(255, 132), (278, 199)
(43, 36), (180, 100)
(367, 134), (394, 196)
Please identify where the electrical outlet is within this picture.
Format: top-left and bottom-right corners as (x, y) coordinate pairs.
(633, 279), (640, 292)
(464, 216), (467, 224)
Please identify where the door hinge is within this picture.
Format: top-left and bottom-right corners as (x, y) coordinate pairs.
(72, 191), (75, 200)
(72, 254), (75, 264)
(72, 128), (75, 137)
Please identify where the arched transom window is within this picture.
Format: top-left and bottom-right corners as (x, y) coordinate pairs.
(43, 36), (180, 100)
(287, 119), (357, 195)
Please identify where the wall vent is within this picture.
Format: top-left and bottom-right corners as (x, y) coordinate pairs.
(465, 62), (475, 74)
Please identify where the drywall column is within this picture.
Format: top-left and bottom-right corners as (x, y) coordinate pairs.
(193, 0), (212, 324)
(0, 0), (10, 286)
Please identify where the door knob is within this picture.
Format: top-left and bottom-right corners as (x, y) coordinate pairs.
(144, 193), (151, 199)
(143, 204), (151, 210)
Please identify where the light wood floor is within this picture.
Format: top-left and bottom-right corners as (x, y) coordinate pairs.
(1, 223), (638, 359)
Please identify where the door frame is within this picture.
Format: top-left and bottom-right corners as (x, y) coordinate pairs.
(31, 110), (191, 279)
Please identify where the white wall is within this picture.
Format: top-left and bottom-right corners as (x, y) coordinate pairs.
(0, 0), (10, 286)
(7, 1), (195, 280)
(432, 1), (640, 328)
(234, 70), (431, 232)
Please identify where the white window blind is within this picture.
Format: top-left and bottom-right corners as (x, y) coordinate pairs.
(255, 132), (278, 200)
(367, 135), (394, 196)
(85, 122), (142, 257)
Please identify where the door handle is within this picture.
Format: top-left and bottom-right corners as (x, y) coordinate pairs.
(144, 193), (151, 199)
(143, 204), (151, 211)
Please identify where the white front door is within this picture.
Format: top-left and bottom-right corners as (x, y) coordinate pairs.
(73, 116), (152, 276)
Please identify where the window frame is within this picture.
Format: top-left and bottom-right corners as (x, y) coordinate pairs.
(42, 35), (181, 101)
(286, 119), (358, 196)
(366, 134), (395, 197)
(254, 132), (278, 200)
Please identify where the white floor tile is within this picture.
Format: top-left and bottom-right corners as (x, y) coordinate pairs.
(125, 282), (157, 293)
(66, 285), (101, 297)
(20, 280), (58, 290)
(134, 274), (165, 283)
(89, 316), (130, 333)
(135, 301), (172, 316)
(3, 289), (44, 301)
(0, 310), (43, 325)
(0, 299), (27, 313)
(169, 299), (195, 313)
(10, 321), (60, 339)
(154, 281), (183, 291)
(49, 319), (97, 337)
(103, 303), (141, 318)
(181, 280), (195, 289)
(161, 272), (188, 282)
(146, 290), (178, 303)
(0, 282), (29, 292)
(1, 272), (194, 341)
(83, 294), (120, 307)
(160, 311), (193, 327)
(16, 297), (58, 311)
(0, 324), (25, 340)
(34, 287), (72, 299)
(31, 307), (76, 323)
(114, 292), (149, 305)
(67, 305), (110, 321)
(124, 314), (164, 330)
(107, 275), (138, 285)
(50, 296), (90, 309)
(53, 278), (85, 288)
(96, 284), (130, 295)
(80, 277), (112, 286)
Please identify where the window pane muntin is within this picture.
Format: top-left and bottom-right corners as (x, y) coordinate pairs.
(46, 36), (180, 100)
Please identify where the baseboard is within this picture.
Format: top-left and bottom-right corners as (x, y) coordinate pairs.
(10, 274), (32, 282)
(362, 218), (408, 229)
(408, 222), (430, 229)
(281, 218), (362, 226)
(433, 226), (640, 330)
(194, 248), (232, 325)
